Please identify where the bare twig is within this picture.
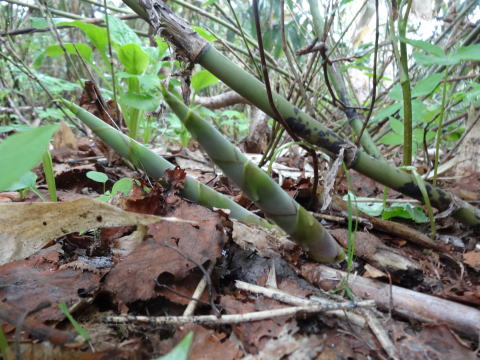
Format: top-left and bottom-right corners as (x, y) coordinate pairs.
(183, 260), (216, 316)
(105, 300), (374, 325)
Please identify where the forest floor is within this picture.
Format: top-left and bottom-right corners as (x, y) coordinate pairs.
(0, 119), (479, 360)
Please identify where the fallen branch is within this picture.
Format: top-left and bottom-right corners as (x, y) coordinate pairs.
(301, 264), (480, 338)
(104, 300), (374, 325)
(235, 280), (367, 328)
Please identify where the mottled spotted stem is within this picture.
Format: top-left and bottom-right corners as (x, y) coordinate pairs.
(62, 100), (272, 229)
(123, 0), (480, 227)
(162, 89), (344, 263)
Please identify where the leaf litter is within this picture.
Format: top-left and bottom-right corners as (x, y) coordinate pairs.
(0, 115), (479, 360)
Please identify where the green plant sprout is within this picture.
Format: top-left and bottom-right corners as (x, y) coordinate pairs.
(6, 171), (46, 201)
(86, 170), (134, 202)
(42, 151), (57, 202)
(58, 302), (91, 342)
(154, 332), (193, 360)
(0, 323), (8, 359)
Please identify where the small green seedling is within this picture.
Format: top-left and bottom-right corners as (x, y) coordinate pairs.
(154, 332), (193, 360)
(6, 171), (46, 201)
(86, 170), (109, 193)
(86, 171), (133, 202)
(58, 301), (91, 341)
(0, 324), (8, 358)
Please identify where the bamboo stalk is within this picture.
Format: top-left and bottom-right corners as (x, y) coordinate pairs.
(122, 0), (480, 226)
(62, 100), (272, 229)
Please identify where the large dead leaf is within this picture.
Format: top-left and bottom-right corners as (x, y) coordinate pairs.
(0, 247), (104, 324)
(103, 202), (226, 309)
(0, 198), (168, 265)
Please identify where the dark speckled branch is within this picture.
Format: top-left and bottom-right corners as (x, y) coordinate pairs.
(123, 0), (480, 227)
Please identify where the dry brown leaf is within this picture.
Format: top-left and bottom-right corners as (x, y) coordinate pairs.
(364, 263), (387, 279)
(52, 120), (77, 150)
(463, 251), (480, 271)
(0, 198), (172, 265)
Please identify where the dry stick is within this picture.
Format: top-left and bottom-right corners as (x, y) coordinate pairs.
(362, 309), (400, 360)
(183, 260), (216, 316)
(234, 280), (367, 328)
(301, 264), (480, 338)
(159, 242), (220, 316)
(105, 300), (374, 325)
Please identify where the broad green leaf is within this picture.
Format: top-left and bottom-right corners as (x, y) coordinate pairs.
(412, 72), (444, 98)
(111, 178), (133, 196)
(0, 124), (59, 191)
(59, 20), (108, 54)
(445, 127), (464, 141)
(387, 85), (403, 101)
(373, 103), (402, 122)
(382, 203), (428, 223)
(107, 14), (141, 46)
(118, 44), (149, 75)
(120, 92), (159, 111)
(398, 36), (444, 57)
(86, 171), (108, 183)
(342, 193), (384, 216)
(116, 72), (160, 91)
(35, 72), (81, 93)
(192, 26), (216, 42)
(45, 43), (93, 62)
(6, 171), (37, 191)
(191, 70), (218, 92)
(31, 17), (71, 29)
(413, 52), (458, 66)
(0, 125), (31, 133)
(452, 44), (480, 61)
(155, 332), (193, 360)
(379, 132), (403, 146)
(389, 118), (404, 134)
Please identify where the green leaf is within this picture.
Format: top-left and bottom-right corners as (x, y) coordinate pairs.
(107, 14), (141, 46)
(0, 125), (59, 192)
(116, 72), (160, 91)
(373, 103), (402, 122)
(58, 302), (91, 341)
(191, 70), (218, 92)
(387, 85), (403, 101)
(86, 171), (108, 183)
(192, 26), (216, 42)
(111, 178), (133, 196)
(59, 20), (108, 54)
(342, 193), (384, 216)
(0, 124), (31, 133)
(451, 44), (480, 61)
(6, 171), (37, 191)
(120, 92), (159, 111)
(379, 132), (403, 146)
(413, 52), (458, 66)
(155, 332), (193, 360)
(398, 36), (444, 57)
(382, 203), (428, 223)
(45, 43), (93, 62)
(389, 118), (404, 134)
(35, 72), (81, 93)
(412, 72), (444, 98)
(117, 44), (149, 75)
